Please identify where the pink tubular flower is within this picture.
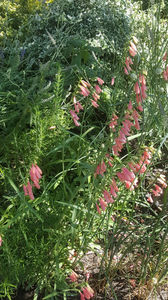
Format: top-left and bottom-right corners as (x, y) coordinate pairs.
(152, 184), (163, 197)
(134, 81), (140, 94)
(128, 100), (133, 111)
(70, 110), (79, 120)
(94, 85), (102, 94)
(124, 66), (129, 75)
(95, 161), (106, 177)
(77, 102), (83, 110)
(129, 47), (137, 57)
(69, 271), (78, 282)
(111, 77), (115, 85)
(80, 292), (85, 300)
(111, 178), (119, 192)
(91, 100), (99, 108)
(27, 181), (35, 200)
(92, 92), (100, 102)
(117, 167), (135, 183)
(97, 77), (104, 85)
(103, 190), (114, 203)
(23, 184), (28, 196)
(163, 52), (167, 61)
(110, 185), (117, 198)
(96, 203), (101, 214)
(137, 105), (143, 112)
(125, 57), (133, 71)
(79, 85), (90, 97)
(30, 164), (42, 185)
(109, 114), (118, 131)
(99, 197), (107, 211)
(141, 82), (147, 99)
(73, 118), (80, 126)
(147, 194), (153, 204)
(74, 103), (79, 113)
(82, 286), (94, 299)
(163, 65), (168, 81)
(105, 154), (113, 167)
(81, 80), (91, 88)
(0, 236), (3, 246)
(130, 41), (137, 52)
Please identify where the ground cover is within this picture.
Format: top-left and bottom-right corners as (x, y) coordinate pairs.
(0, 0), (168, 299)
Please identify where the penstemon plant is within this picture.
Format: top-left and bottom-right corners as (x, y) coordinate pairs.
(0, 2), (168, 300)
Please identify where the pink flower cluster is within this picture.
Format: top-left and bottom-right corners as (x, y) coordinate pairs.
(124, 39), (137, 75)
(94, 160), (107, 177)
(80, 286), (94, 300)
(79, 78), (103, 108)
(69, 271), (94, 300)
(109, 114), (118, 132)
(96, 178), (119, 214)
(116, 150), (151, 191)
(124, 56), (133, 75)
(95, 148), (153, 214)
(134, 74), (147, 111)
(69, 271), (78, 282)
(117, 167), (137, 191)
(163, 65), (168, 81)
(23, 164), (42, 200)
(70, 78), (104, 126)
(129, 41), (137, 57)
(0, 235), (2, 247)
(147, 174), (167, 203)
(111, 104), (140, 156)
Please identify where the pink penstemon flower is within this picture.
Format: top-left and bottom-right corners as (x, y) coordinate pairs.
(130, 41), (137, 52)
(27, 181), (35, 200)
(111, 77), (115, 85)
(128, 100), (133, 111)
(70, 110), (79, 120)
(23, 184), (28, 196)
(105, 153), (113, 167)
(0, 236), (3, 246)
(94, 161), (106, 177)
(99, 197), (107, 211)
(129, 47), (137, 57)
(103, 190), (114, 203)
(163, 51), (167, 61)
(147, 194), (153, 204)
(79, 85), (90, 97)
(69, 271), (78, 282)
(163, 65), (168, 81)
(81, 80), (91, 88)
(23, 182), (34, 200)
(125, 56), (133, 71)
(96, 203), (101, 214)
(129, 41), (137, 57)
(73, 118), (80, 126)
(152, 184), (163, 197)
(92, 92), (100, 102)
(82, 286), (94, 299)
(134, 81), (140, 94)
(109, 114), (118, 131)
(97, 77), (104, 85)
(124, 66), (129, 75)
(91, 100), (99, 108)
(111, 178), (119, 192)
(80, 292), (85, 300)
(110, 185), (117, 198)
(94, 85), (102, 94)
